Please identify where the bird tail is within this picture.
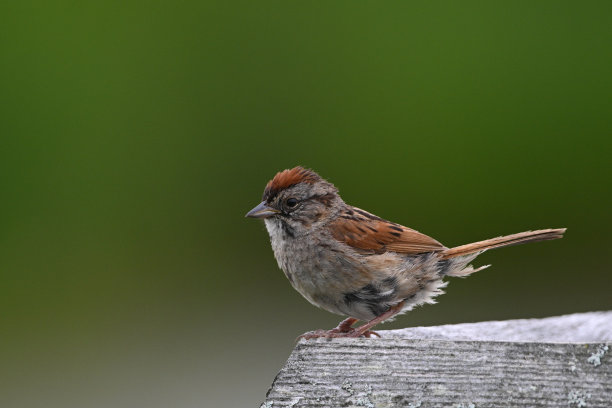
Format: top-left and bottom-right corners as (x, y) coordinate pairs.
(441, 228), (566, 260)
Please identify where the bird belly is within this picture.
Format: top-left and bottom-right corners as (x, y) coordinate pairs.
(264, 219), (466, 321)
(274, 240), (356, 316)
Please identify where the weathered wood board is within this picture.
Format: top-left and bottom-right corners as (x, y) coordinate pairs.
(262, 312), (612, 407)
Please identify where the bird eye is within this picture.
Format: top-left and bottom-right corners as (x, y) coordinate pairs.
(285, 198), (298, 208)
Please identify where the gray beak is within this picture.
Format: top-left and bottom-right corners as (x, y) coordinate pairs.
(245, 201), (280, 218)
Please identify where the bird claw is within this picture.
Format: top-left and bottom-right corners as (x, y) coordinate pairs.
(297, 328), (380, 340)
(343, 329), (380, 338)
(361, 330), (381, 338)
(297, 329), (341, 340)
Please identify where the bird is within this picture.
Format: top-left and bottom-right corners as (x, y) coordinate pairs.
(245, 166), (566, 339)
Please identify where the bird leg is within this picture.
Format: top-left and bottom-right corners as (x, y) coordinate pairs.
(298, 302), (405, 340)
(333, 317), (358, 333)
(346, 301), (406, 338)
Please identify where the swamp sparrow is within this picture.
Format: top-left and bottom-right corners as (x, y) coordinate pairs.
(246, 167), (565, 339)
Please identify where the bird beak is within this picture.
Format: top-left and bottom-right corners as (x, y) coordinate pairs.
(245, 201), (280, 218)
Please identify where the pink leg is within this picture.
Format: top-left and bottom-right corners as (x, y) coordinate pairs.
(334, 317), (358, 332)
(298, 301), (405, 340)
(346, 301), (406, 338)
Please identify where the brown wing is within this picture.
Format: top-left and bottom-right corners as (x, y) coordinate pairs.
(329, 206), (446, 255)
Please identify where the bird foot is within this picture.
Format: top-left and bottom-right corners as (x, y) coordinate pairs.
(360, 330), (381, 338)
(297, 328), (380, 340)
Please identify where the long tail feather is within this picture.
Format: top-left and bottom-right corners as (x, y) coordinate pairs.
(441, 228), (566, 260)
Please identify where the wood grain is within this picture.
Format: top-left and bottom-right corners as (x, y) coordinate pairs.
(262, 312), (612, 407)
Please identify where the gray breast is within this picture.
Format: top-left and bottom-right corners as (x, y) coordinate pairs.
(263, 218), (351, 312)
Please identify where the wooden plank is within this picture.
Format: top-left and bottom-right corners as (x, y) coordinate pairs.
(384, 311), (612, 343)
(262, 312), (612, 408)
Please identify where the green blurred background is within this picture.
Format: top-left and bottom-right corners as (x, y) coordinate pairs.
(1, 1), (611, 407)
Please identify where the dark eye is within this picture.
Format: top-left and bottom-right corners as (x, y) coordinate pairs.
(285, 198), (298, 208)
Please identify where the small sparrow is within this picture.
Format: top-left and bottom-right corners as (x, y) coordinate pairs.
(246, 167), (565, 339)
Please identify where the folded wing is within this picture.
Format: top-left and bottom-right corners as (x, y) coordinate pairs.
(329, 206), (446, 255)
